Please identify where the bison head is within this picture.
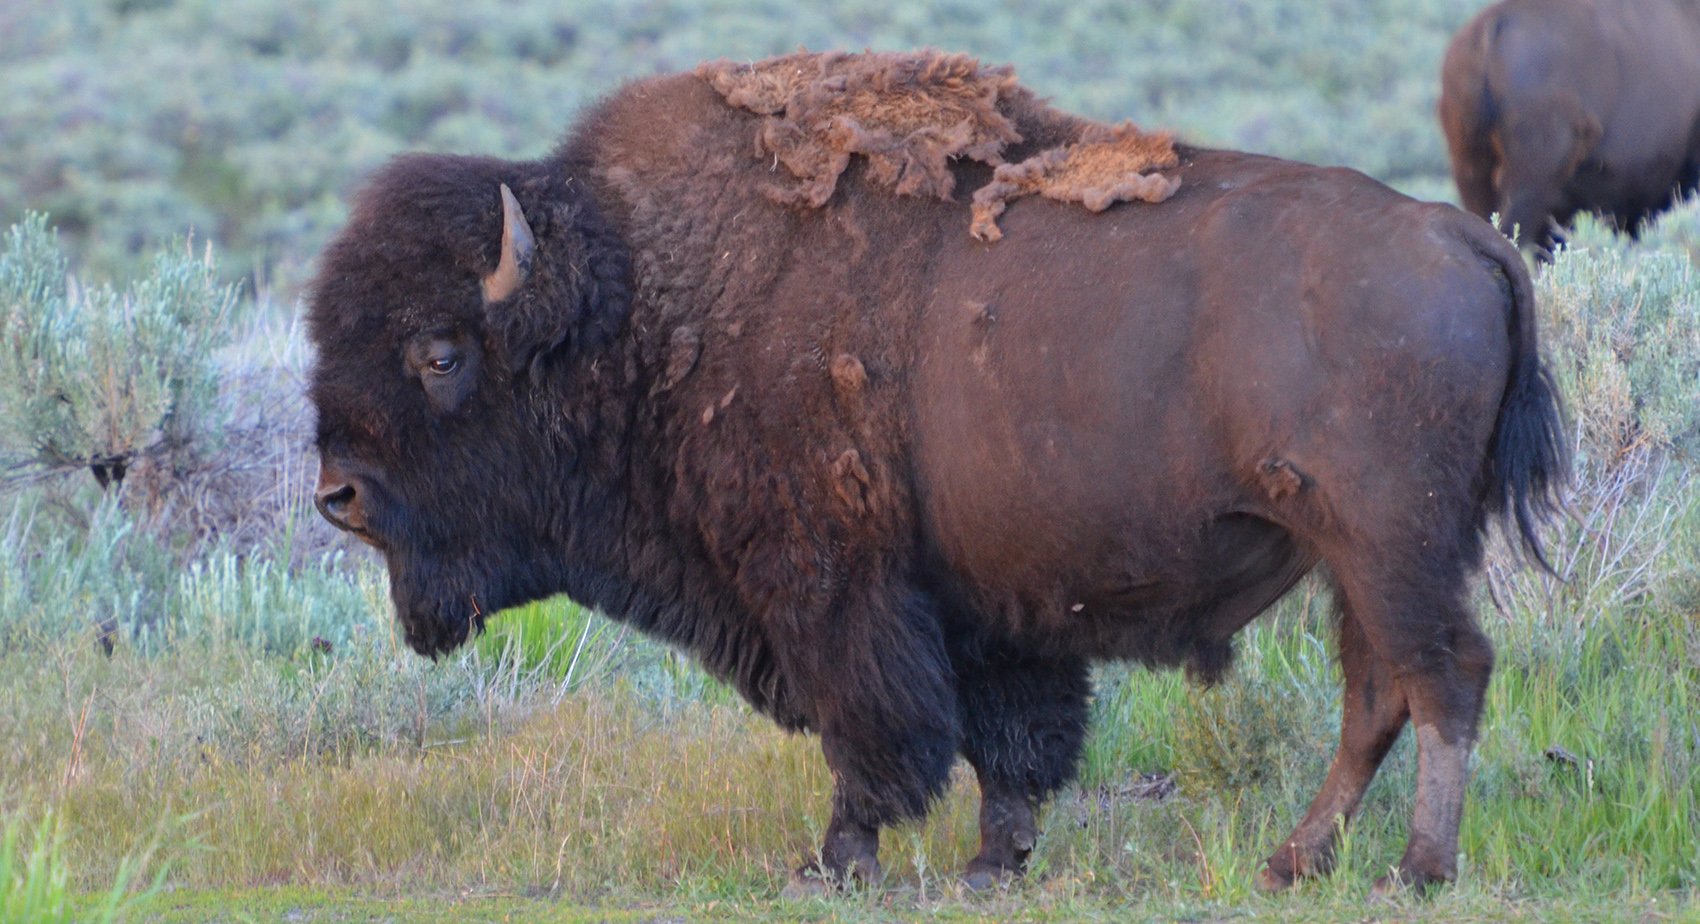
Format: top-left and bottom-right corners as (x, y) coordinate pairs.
(307, 153), (628, 656)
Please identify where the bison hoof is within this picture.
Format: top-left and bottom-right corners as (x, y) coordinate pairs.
(961, 858), (1019, 892)
(1258, 840), (1336, 892)
(781, 857), (880, 899)
(1370, 865), (1445, 900)
(780, 869), (829, 901)
(1255, 865), (1297, 893)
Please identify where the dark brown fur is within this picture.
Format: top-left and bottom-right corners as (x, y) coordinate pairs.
(1440, 0), (1700, 255)
(309, 52), (1566, 894)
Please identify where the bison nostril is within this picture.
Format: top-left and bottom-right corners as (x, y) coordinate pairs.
(315, 483), (359, 529)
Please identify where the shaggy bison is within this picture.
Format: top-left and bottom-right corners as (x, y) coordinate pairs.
(1439, 0), (1700, 255)
(309, 51), (1566, 894)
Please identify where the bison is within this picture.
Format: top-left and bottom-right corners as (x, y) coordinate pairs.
(1439, 0), (1700, 256)
(309, 51), (1566, 895)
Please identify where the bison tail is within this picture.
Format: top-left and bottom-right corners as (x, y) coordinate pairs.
(1492, 347), (1568, 572)
(1475, 225), (1570, 573)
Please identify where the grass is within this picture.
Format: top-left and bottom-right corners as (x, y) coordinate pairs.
(1, 811), (163, 923)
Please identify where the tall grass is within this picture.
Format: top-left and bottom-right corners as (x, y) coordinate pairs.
(1, 811), (162, 923)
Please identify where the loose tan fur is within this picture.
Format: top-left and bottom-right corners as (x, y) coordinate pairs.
(698, 50), (1022, 207)
(699, 50), (1180, 239)
(970, 121), (1181, 242)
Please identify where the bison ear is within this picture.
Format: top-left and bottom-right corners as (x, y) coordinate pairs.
(481, 184), (534, 304)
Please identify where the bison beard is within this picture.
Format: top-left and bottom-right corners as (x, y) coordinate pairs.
(308, 50), (1567, 895)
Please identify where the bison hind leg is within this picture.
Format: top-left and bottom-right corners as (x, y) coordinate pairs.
(1259, 592), (1411, 891)
(1261, 536), (1493, 895)
(951, 639), (1090, 889)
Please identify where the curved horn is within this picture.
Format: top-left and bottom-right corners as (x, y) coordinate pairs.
(481, 183), (535, 303)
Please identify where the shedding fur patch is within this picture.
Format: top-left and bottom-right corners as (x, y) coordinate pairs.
(700, 50), (1180, 239)
(970, 122), (1181, 242)
(698, 50), (1023, 208)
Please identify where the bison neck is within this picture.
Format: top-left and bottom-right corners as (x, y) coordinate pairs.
(542, 90), (976, 728)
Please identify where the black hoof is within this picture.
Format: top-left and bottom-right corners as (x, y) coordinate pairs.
(961, 858), (1018, 892)
(779, 854), (880, 899)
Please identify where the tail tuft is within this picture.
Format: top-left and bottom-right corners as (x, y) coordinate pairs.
(1489, 357), (1569, 573)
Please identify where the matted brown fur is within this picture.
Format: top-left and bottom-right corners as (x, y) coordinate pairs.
(970, 121), (1181, 241)
(698, 50), (1021, 207)
(699, 49), (1180, 237)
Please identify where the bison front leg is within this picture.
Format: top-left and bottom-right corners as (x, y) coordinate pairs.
(782, 588), (960, 896)
(1260, 609), (1409, 891)
(954, 645), (1090, 890)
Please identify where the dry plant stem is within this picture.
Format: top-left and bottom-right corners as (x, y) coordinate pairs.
(1178, 812), (1216, 898)
(62, 687), (95, 794)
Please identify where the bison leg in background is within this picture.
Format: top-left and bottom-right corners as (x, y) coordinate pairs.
(1259, 606), (1410, 890)
(783, 587), (961, 895)
(1438, 100), (1500, 226)
(952, 644), (1090, 889)
(1496, 92), (1601, 254)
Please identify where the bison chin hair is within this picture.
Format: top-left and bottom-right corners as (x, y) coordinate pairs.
(385, 545), (564, 658)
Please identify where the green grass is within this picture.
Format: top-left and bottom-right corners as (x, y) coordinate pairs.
(119, 886), (1700, 923)
(1, 811), (164, 923)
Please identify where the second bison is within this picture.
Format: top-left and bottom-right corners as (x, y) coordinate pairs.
(1440, 0), (1700, 255)
(309, 51), (1566, 894)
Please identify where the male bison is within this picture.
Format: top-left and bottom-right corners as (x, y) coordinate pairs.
(1439, 0), (1700, 256)
(310, 51), (1566, 895)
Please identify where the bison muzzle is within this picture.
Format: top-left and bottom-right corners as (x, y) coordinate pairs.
(309, 50), (1567, 896)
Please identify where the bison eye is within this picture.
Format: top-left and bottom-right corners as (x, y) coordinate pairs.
(408, 335), (480, 415)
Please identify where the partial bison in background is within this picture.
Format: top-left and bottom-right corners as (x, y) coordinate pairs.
(1439, 0), (1700, 256)
(309, 51), (1566, 895)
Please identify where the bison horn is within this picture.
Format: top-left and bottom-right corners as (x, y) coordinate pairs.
(481, 183), (535, 303)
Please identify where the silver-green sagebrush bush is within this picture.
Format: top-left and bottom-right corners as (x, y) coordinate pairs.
(1539, 223), (1700, 463)
(0, 213), (239, 487)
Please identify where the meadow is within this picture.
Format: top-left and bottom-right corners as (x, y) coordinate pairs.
(2, 0), (1699, 921)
